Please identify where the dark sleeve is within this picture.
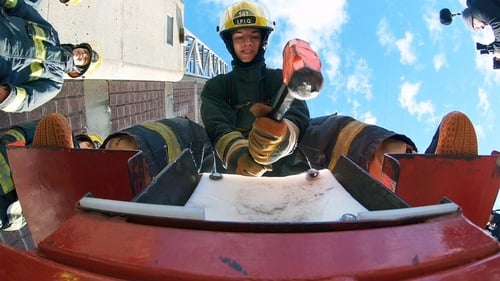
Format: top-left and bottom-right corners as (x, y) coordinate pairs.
(6, 121), (39, 145)
(3, 0), (52, 26)
(200, 74), (239, 143)
(1, 76), (64, 113)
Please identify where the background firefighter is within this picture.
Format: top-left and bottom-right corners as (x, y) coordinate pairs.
(0, 0), (100, 113)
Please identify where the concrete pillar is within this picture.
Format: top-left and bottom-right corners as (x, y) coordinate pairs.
(165, 82), (175, 118)
(83, 80), (112, 141)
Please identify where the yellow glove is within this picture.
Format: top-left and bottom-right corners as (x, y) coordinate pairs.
(225, 139), (271, 177)
(248, 104), (298, 165)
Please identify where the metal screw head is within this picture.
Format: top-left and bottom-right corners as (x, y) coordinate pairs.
(306, 168), (319, 179)
(209, 172), (223, 180)
(340, 213), (357, 222)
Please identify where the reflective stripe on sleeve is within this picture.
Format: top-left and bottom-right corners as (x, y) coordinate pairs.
(30, 22), (48, 63)
(4, 0), (18, 9)
(2, 87), (27, 113)
(214, 131), (244, 162)
(29, 62), (44, 82)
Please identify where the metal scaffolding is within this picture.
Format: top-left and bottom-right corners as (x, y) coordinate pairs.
(184, 29), (229, 79)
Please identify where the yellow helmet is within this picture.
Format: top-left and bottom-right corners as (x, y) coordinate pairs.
(89, 134), (103, 148)
(59, 0), (82, 5)
(68, 43), (102, 78)
(217, 1), (275, 39)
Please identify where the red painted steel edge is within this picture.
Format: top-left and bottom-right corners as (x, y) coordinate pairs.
(30, 211), (499, 281)
(0, 242), (122, 281)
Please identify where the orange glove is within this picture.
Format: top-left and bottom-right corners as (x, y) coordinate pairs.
(248, 103), (297, 165)
(225, 138), (271, 177)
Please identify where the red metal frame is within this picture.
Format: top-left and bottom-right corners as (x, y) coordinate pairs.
(6, 145), (149, 243)
(0, 211), (498, 281)
(383, 154), (500, 227)
(1, 147), (499, 280)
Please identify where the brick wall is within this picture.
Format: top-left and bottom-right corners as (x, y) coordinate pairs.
(0, 78), (206, 137)
(108, 81), (167, 132)
(173, 80), (204, 123)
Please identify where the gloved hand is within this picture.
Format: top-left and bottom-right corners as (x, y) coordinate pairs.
(248, 103), (298, 165)
(225, 139), (271, 177)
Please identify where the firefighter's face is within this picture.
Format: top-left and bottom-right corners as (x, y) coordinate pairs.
(78, 140), (94, 149)
(72, 48), (91, 67)
(472, 18), (485, 31)
(104, 135), (139, 150)
(232, 28), (262, 63)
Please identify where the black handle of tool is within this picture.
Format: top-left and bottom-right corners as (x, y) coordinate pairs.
(270, 84), (294, 122)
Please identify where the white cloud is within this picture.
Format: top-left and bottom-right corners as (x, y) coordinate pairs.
(395, 32), (417, 65)
(377, 19), (417, 65)
(423, 0), (443, 42)
(433, 53), (447, 71)
(345, 58), (373, 101)
(323, 47), (341, 84)
(377, 18), (394, 49)
(261, 0), (347, 69)
(347, 97), (361, 117)
(398, 81), (435, 121)
(477, 88), (495, 131)
(477, 88), (491, 113)
(360, 111), (377, 125)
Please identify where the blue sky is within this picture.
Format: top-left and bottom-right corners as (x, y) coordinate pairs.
(186, 1), (500, 206)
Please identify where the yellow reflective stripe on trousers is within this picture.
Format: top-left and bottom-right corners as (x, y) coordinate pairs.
(3, 87), (27, 112)
(141, 122), (181, 164)
(4, 0), (18, 8)
(0, 152), (14, 195)
(327, 120), (367, 171)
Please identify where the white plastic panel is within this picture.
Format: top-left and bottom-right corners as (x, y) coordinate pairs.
(185, 169), (368, 222)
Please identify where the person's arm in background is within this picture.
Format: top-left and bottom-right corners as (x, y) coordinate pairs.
(2, 0), (52, 26)
(0, 76), (64, 113)
(472, 0), (500, 54)
(486, 10), (500, 55)
(1, 0), (66, 113)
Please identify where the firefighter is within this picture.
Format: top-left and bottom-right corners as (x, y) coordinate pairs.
(75, 134), (100, 149)
(461, 0), (500, 57)
(100, 117), (217, 178)
(200, 0), (478, 179)
(0, 0), (101, 113)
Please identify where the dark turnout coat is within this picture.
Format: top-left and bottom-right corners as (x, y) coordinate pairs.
(0, 0), (76, 112)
